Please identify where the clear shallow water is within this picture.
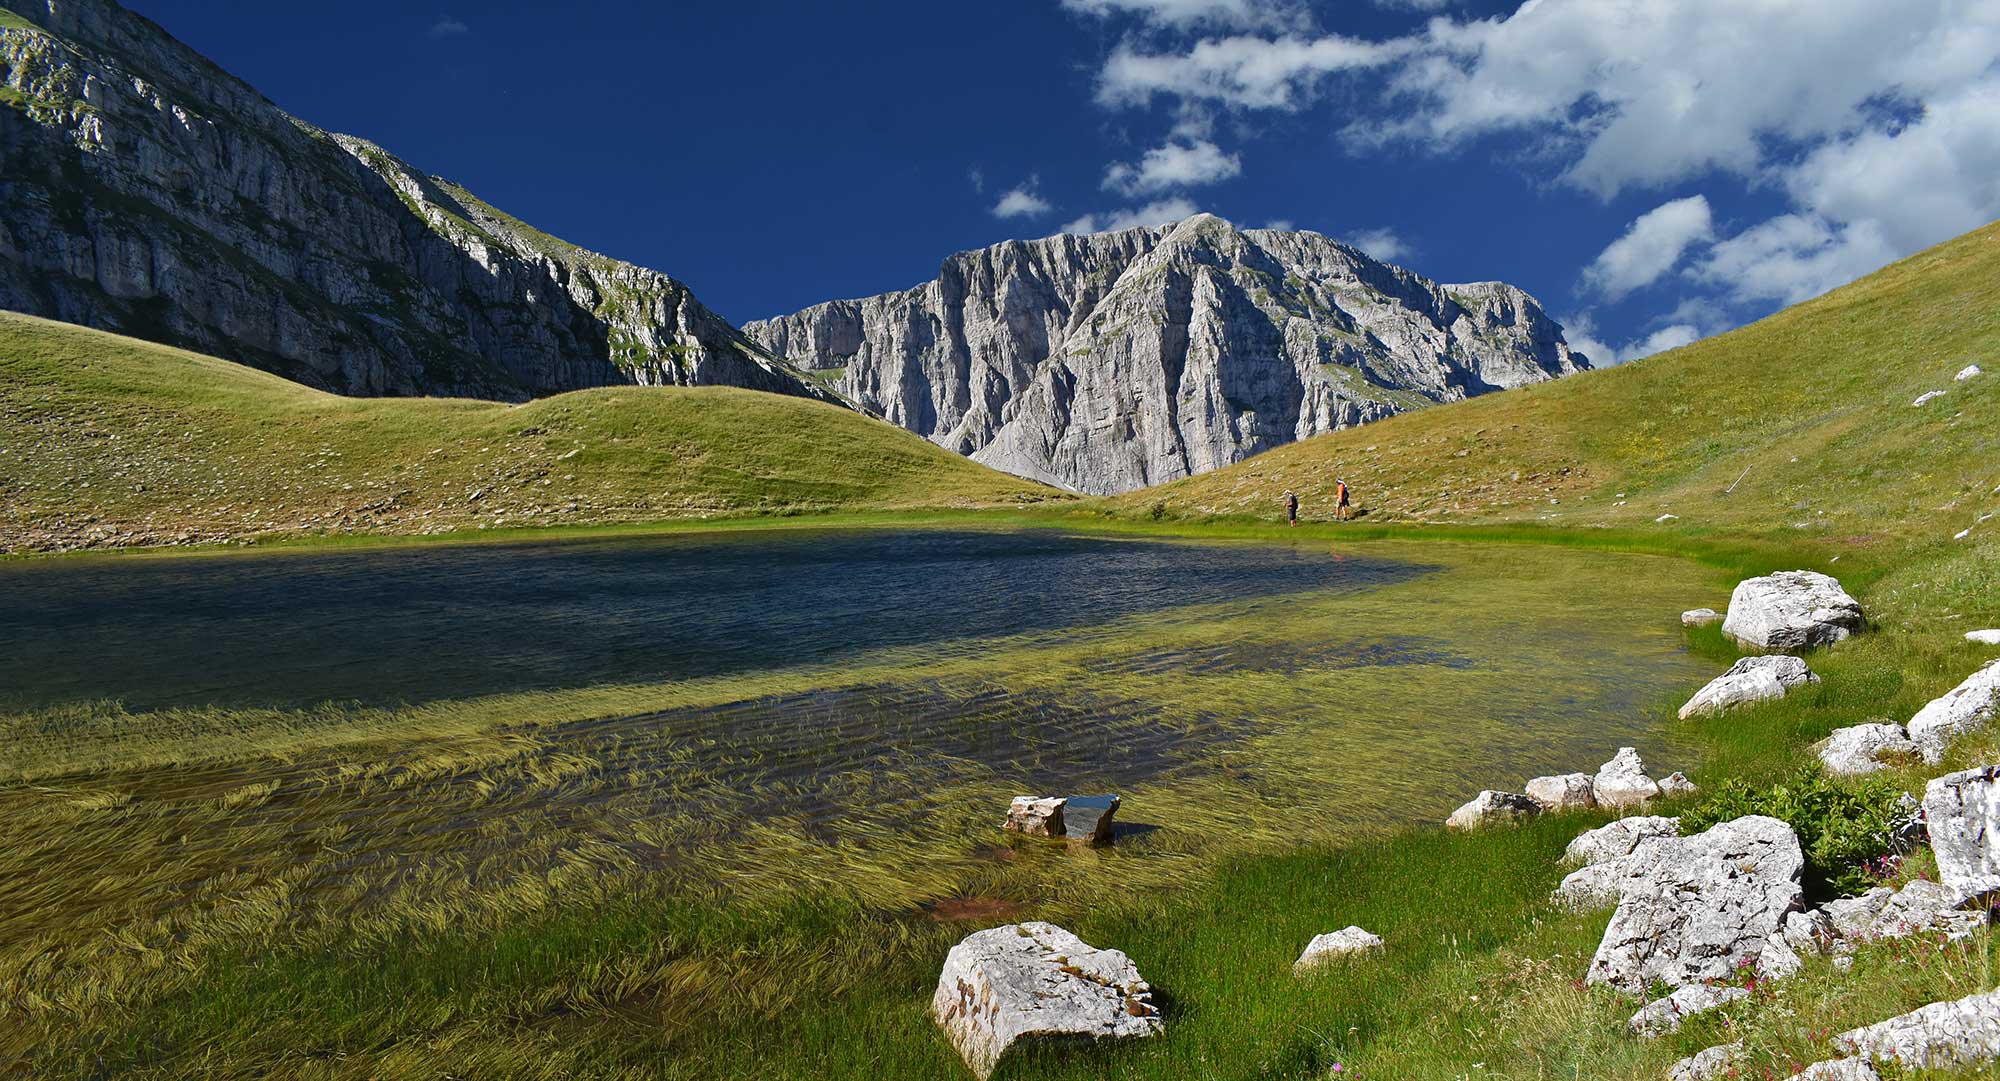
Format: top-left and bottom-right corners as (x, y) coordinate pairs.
(0, 529), (1426, 712)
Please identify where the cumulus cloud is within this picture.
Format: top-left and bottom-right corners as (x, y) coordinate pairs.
(1583, 196), (1713, 300)
(992, 179), (1054, 219)
(1347, 227), (1411, 263)
(1059, 0), (1306, 31)
(1062, 197), (1202, 235)
(1103, 139), (1242, 195)
(1563, 312), (1703, 366)
(427, 15), (468, 38)
(1097, 34), (1405, 110)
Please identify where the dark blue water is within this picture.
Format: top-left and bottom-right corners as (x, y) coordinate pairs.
(0, 529), (1426, 711)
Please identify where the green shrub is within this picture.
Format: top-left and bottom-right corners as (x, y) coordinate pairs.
(1680, 764), (1907, 897)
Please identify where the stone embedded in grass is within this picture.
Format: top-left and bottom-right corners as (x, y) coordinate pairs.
(1968, 629), (2000, 645)
(1815, 723), (1919, 776)
(1524, 772), (1597, 812)
(1002, 795), (1120, 845)
(1923, 764), (2000, 900)
(1627, 983), (1750, 1037)
(1721, 570), (1865, 650)
(1959, 364), (1984, 381)
(1913, 390), (1948, 407)
(1834, 989), (2000, 1071)
(1678, 655), (1819, 718)
(1004, 796), (1065, 838)
(1681, 608), (1722, 627)
(1907, 661), (2000, 763)
(931, 921), (1161, 1080)
(1586, 815), (1803, 995)
(1797, 1060), (1881, 1081)
(1659, 771), (1698, 797)
(1592, 747), (1661, 808)
(1669, 1042), (1745, 1081)
(1820, 879), (1986, 943)
(1445, 789), (1541, 830)
(1293, 926), (1384, 974)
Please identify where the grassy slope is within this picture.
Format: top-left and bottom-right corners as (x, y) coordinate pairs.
(0, 312), (1058, 551)
(1124, 220), (2000, 558)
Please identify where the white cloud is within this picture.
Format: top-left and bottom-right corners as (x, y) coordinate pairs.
(1059, 0), (1306, 30)
(1098, 34), (1405, 110)
(1347, 226), (1410, 263)
(1062, 197), (1202, 235)
(968, 167), (986, 194)
(1261, 218), (1295, 231)
(1375, 0), (1454, 9)
(1583, 195), (1713, 300)
(1103, 139), (1242, 195)
(992, 179), (1054, 219)
(427, 15), (468, 37)
(1562, 312), (1703, 366)
(1692, 215), (1897, 307)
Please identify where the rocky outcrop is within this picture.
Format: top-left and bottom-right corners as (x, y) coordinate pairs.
(1816, 723), (1919, 776)
(1293, 926), (1383, 973)
(1820, 879), (1986, 943)
(0, 0), (829, 403)
(1797, 1060), (1880, 1081)
(1525, 772), (1597, 812)
(1834, 989), (2000, 1071)
(1721, 571), (1866, 650)
(1967, 629), (2000, 645)
(1924, 764), (2000, 900)
(1563, 816), (1681, 867)
(931, 922), (1161, 1080)
(1908, 660), (2000, 763)
(744, 215), (1588, 494)
(1679, 655), (1819, 718)
(1592, 747), (1662, 808)
(1445, 789), (1541, 829)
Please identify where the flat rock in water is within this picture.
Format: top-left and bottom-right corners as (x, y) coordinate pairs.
(1004, 796), (1065, 838)
(1834, 989), (2000, 1070)
(1816, 723), (1919, 776)
(931, 921), (1161, 1080)
(1907, 660), (2000, 763)
(1721, 570), (1865, 650)
(1682, 608), (1721, 627)
(1593, 746), (1662, 808)
(1003, 795), (1120, 844)
(1628, 983), (1750, 1038)
(1967, 628), (2000, 645)
(1679, 655), (1818, 719)
(1293, 926), (1383, 974)
(1445, 790), (1541, 830)
(1924, 764), (2000, 900)
(1563, 815), (1680, 867)
(1524, 772), (1597, 811)
(1669, 1042), (1745, 1081)
(1586, 815), (1803, 995)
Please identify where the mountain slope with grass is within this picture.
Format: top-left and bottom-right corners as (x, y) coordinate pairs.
(0, 312), (1054, 551)
(1123, 218), (2000, 555)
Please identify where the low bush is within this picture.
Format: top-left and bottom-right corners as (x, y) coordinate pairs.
(1681, 764), (1908, 897)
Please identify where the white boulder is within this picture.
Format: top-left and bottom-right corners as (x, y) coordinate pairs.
(1293, 926), (1383, 974)
(1003, 795), (1121, 844)
(1821, 879), (1986, 943)
(1679, 655), (1819, 718)
(1659, 771), (1699, 797)
(1913, 390), (1947, 407)
(1682, 608), (1721, 627)
(1563, 815), (1680, 867)
(1628, 983), (1750, 1037)
(1721, 571), (1865, 650)
(1669, 1042), (1744, 1081)
(1593, 747), (1662, 808)
(1967, 629), (2000, 645)
(931, 922), (1161, 1079)
(1446, 790), (1541, 830)
(1908, 660), (2000, 763)
(1524, 772), (1598, 812)
(1835, 989), (2000, 1071)
(1957, 364), (1983, 381)
(1798, 1060), (1881, 1081)
(1923, 764), (2000, 900)
(1815, 723), (1919, 776)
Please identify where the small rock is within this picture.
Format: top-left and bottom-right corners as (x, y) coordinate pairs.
(1004, 796), (1065, 838)
(1721, 570), (1866, 650)
(1593, 747), (1661, 808)
(1669, 1042), (1744, 1081)
(1628, 983), (1750, 1037)
(1913, 390), (1947, 407)
(1782, 908), (1834, 956)
(1524, 772), (1598, 812)
(1679, 655), (1819, 718)
(1923, 764), (2000, 900)
(1681, 608), (1721, 627)
(1816, 723), (1919, 776)
(1003, 795), (1121, 845)
(1821, 879), (1986, 943)
(1967, 629), (2000, 645)
(1908, 660), (2000, 763)
(1563, 815), (1681, 867)
(1834, 988), (2000, 1070)
(1657, 513), (1679, 523)
(1446, 790), (1541, 830)
(1658, 772), (1699, 797)
(1957, 364), (1982, 381)
(1293, 926), (1384, 974)
(1798, 1060), (1881, 1081)
(931, 922), (1161, 1080)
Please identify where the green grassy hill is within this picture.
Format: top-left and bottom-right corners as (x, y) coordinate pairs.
(1125, 220), (2000, 556)
(0, 312), (1057, 551)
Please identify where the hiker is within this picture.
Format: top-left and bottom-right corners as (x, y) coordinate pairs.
(1336, 478), (1352, 521)
(1283, 489), (1299, 526)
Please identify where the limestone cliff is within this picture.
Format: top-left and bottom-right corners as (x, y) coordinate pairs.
(745, 215), (1589, 494)
(0, 0), (828, 401)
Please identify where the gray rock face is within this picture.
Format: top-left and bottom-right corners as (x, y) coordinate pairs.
(744, 215), (1588, 494)
(1816, 723), (1919, 776)
(1924, 764), (2000, 900)
(1524, 772), (1598, 812)
(1907, 660), (2000, 763)
(931, 921), (1161, 1080)
(1563, 815), (1681, 868)
(1679, 655), (1819, 719)
(1628, 983), (1750, 1038)
(1669, 1042), (1745, 1081)
(1834, 989), (2000, 1070)
(1587, 815), (1804, 995)
(1721, 571), (1866, 650)
(1445, 789), (1541, 830)
(1593, 747), (1662, 808)
(1293, 926), (1383, 974)
(0, 1), (829, 403)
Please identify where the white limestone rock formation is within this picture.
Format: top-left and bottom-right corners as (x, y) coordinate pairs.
(1924, 764), (2000, 900)
(1293, 926), (1384, 974)
(1593, 747), (1662, 808)
(1586, 815), (1804, 994)
(1627, 983), (1750, 1038)
(1679, 655), (1819, 719)
(1659, 772), (1699, 797)
(1524, 772), (1598, 812)
(1721, 571), (1866, 650)
(1669, 1042), (1745, 1081)
(1834, 989), (2000, 1071)
(931, 922), (1161, 1079)
(1908, 660), (2000, 763)
(1816, 723), (1919, 776)
(1820, 880), (1986, 943)
(745, 215), (1589, 494)
(1967, 629), (2000, 645)
(1797, 1060), (1881, 1081)
(1445, 790), (1541, 830)
(1562, 815), (1681, 868)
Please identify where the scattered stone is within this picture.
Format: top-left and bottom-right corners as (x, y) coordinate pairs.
(1003, 795), (1121, 845)
(1782, 908), (1834, 956)
(1446, 790), (1541, 830)
(1822, 879), (1986, 943)
(1586, 815), (1804, 994)
(1758, 931), (1805, 980)
(1834, 989), (2000, 1071)
(1968, 629), (2000, 645)
(1004, 797), (1065, 838)
(1524, 772), (1597, 812)
(1913, 390), (1947, 407)
(1924, 764), (2000, 900)
(1721, 570), (1866, 650)
(1593, 747), (1662, 808)
(1957, 364), (1983, 381)
(1679, 655), (1820, 718)
(1659, 772), (1699, 797)
(1682, 608), (1721, 627)
(1816, 723), (1919, 776)
(1657, 513), (1680, 523)
(1669, 1042), (1745, 1081)
(931, 921), (1161, 1080)
(1798, 1059), (1881, 1081)
(1628, 983), (1750, 1037)
(1293, 926), (1384, 974)
(1563, 815), (1681, 867)
(1908, 661), (2000, 763)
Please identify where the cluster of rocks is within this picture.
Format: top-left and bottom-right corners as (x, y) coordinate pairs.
(1818, 657), (2000, 774)
(1447, 746), (1695, 830)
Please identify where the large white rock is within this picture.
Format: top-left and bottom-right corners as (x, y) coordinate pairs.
(1628, 984), (1750, 1038)
(1554, 815), (1685, 908)
(1907, 660), (2000, 763)
(931, 922), (1161, 1079)
(1835, 989), (2000, 1070)
(1592, 747), (1662, 808)
(1669, 1042), (1745, 1081)
(1924, 764), (2000, 900)
(1968, 629), (2000, 645)
(1293, 926), (1384, 974)
(1815, 723), (1919, 776)
(1563, 815), (1681, 867)
(1586, 815), (1804, 994)
(1721, 571), (1865, 650)
(1679, 655), (1820, 718)
(1524, 772), (1598, 812)
(1445, 790), (1541, 830)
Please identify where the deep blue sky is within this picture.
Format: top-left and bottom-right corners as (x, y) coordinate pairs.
(125, 1), (1999, 364)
